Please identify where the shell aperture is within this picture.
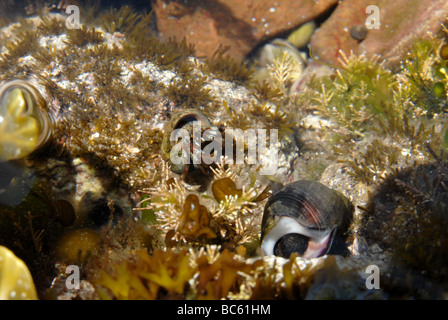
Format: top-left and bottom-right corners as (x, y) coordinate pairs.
(161, 108), (211, 174)
(0, 80), (53, 161)
(261, 180), (353, 259)
(262, 216), (335, 258)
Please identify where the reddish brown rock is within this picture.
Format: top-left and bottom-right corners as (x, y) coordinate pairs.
(151, 0), (338, 62)
(309, 0), (448, 69)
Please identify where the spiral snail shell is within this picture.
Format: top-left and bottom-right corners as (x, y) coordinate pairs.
(161, 108), (222, 177)
(261, 180), (353, 259)
(0, 80), (54, 161)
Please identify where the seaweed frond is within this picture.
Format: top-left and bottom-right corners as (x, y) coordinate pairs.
(65, 25), (104, 47)
(250, 79), (284, 102)
(338, 138), (403, 184)
(400, 38), (448, 117)
(222, 100), (251, 130)
(97, 5), (143, 35)
(202, 45), (253, 84)
(266, 50), (303, 99)
(162, 75), (214, 108)
(1, 30), (38, 61)
(37, 15), (65, 36)
(94, 249), (194, 300)
(310, 52), (397, 137)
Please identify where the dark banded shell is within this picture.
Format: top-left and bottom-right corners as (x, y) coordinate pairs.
(261, 180), (353, 258)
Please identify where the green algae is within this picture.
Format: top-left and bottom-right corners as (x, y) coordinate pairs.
(291, 27), (448, 297)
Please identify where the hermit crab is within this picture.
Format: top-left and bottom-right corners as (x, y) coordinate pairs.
(161, 108), (223, 178)
(261, 180), (354, 259)
(0, 80), (54, 161)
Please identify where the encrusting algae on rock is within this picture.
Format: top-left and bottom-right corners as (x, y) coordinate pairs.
(0, 1), (448, 300)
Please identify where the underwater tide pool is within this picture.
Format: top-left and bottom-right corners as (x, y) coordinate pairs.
(1, 0), (448, 301)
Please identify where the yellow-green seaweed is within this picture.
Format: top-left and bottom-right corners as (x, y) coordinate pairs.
(0, 245), (38, 300)
(0, 81), (53, 161)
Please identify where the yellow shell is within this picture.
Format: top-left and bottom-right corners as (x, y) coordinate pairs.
(54, 228), (101, 265)
(0, 246), (38, 300)
(0, 80), (53, 161)
(287, 21), (316, 48)
(253, 38), (307, 84)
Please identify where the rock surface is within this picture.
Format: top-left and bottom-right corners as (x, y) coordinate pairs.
(310, 0), (448, 69)
(151, 0), (338, 62)
(152, 0), (448, 71)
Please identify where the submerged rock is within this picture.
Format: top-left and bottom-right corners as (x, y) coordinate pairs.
(151, 0), (337, 62)
(309, 0), (448, 70)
